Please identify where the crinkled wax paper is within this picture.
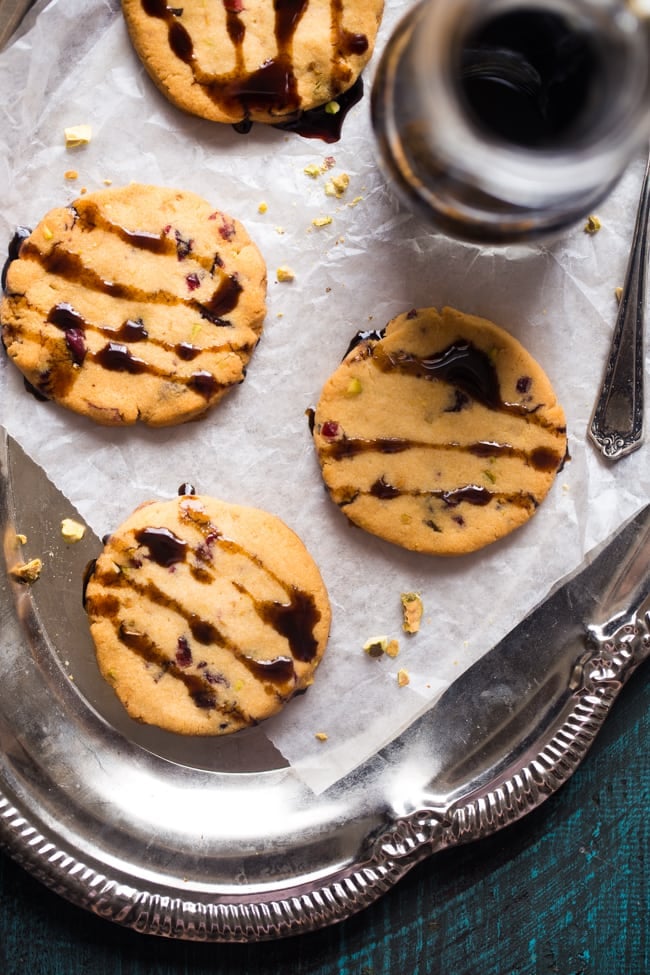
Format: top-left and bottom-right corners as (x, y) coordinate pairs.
(0, 0), (648, 792)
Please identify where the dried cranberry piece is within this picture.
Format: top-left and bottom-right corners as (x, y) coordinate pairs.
(186, 272), (201, 291)
(516, 375), (532, 394)
(65, 327), (86, 365)
(176, 636), (192, 668)
(321, 420), (341, 440)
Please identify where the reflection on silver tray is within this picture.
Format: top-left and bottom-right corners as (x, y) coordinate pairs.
(0, 430), (648, 941)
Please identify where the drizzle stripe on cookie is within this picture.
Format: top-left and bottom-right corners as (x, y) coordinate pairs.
(136, 0), (368, 119)
(85, 498), (324, 722)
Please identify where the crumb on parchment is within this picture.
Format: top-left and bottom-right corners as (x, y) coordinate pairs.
(64, 124), (92, 148)
(401, 592), (423, 633)
(363, 635), (400, 659)
(397, 669), (410, 687)
(312, 215), (333, 228)
(385, 639), (400, 659)
(315, 732), (328, 742)
(10, 558), (43, 583)
(325, 173), (350, 198)
(276, 266), (295, 283)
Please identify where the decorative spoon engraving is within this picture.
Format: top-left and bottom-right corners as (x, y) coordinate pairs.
(589, 150), (649, 460)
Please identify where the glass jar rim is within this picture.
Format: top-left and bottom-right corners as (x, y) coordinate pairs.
(413, 0), (650, 207)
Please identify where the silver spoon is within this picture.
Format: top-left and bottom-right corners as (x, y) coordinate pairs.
(589, 150), (649, 460)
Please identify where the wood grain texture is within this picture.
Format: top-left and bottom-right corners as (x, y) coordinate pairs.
(0, 657), (647, 975)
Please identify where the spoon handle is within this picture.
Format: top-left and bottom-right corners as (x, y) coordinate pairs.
(589, 152), (649, 460)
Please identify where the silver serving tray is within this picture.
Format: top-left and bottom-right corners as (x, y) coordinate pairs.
(1, 429), (648, 942)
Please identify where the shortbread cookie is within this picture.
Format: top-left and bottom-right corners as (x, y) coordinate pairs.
(312, 306), (567, 555)
(84, 493), (331, 735)
(1, 184), (266, 426)
(121, 0), (384, 124)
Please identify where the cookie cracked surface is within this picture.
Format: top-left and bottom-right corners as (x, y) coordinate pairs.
(84, 494), (331, 736)
(1, 183), (267, 426)
(312, 306), (568, 555)
(121, 0), (384, 124)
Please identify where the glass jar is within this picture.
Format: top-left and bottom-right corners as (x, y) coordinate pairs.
(371, 0), (650, 243)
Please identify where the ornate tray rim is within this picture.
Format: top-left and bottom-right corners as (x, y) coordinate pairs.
(1, 432), (648, 943)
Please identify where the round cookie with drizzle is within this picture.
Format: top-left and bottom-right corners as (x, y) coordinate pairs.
(84, 492), (331, 736)
(312, 306), (568, 555)
(0, 183), (266, 426)
(121, 0), (384, 125)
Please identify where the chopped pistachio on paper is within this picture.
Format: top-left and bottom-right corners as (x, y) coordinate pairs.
(401, 592), (423, 633)
(61, 517), (86, 543)
(584, 214), (602, 234)
(363, 635), (388, 658)
(64, 124), (92, 148)
(325, 100), (340, 115)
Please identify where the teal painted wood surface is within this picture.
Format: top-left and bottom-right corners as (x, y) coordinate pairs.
(0, 658), (647, 975)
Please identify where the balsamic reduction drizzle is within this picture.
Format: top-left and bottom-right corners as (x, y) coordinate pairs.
(139, 0), (369, 141)
(318, 336), (565, 513)
(86, 500), (323, 711)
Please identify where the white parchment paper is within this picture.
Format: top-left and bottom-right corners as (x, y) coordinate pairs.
(1, 0), (648, 793)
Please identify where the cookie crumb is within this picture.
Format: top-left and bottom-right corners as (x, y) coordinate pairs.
(401, 592), (423, 633)
(10, 558), (43, 583)
(312, 215), (333, 228)
(397, 669), (410, 687)
(15, 533), (27, 546)
(103, 178), (113, 186)
(385, 638), (400, 659)
(314, 732), (328, 742)
(64, 124), (92, 148)
(615, 286), (623, 302)
(303, 163), (322, 178)
(348, 196), (364, 207)
(258, 201), (268, 214)
(61, 518), (86, 543)
(584, 214), (602, 234)
(64, 169), (78, 180)
(325, 173), (350, 198)
(276, 265), (295, 283)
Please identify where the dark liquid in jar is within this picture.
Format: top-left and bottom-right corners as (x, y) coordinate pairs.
(458, 8), (601, 148)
